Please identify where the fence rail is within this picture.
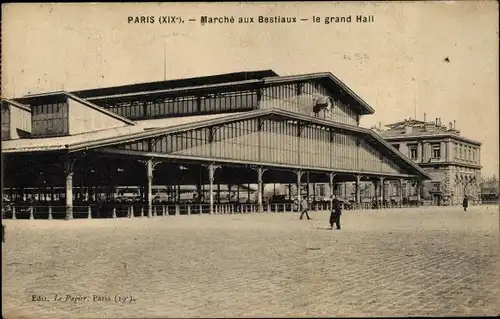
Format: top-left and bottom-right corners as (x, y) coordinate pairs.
(1, 203), (299, 220)
(1, 200), (455, 220)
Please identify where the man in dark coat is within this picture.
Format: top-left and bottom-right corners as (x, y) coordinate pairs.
(330, 198), (342, 230)
(299, 196), (311, 220)
(462, 196), (469, 212)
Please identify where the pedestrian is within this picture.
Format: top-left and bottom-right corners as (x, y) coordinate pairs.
(462, 195), (469, 212)
(299, 196), (311, 220)
(329, 198), (342, 230)
(292, 197), (299, 212)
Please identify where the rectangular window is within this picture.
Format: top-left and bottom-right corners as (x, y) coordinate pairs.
(409, 145), (418, 159)
(432, 144), (441, 159)
(317, 185), (325, 197)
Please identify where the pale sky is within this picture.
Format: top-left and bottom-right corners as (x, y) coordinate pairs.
(2, 2), (498, 177)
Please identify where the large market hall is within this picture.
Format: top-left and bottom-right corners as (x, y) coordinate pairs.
(1, 70), (430, 219)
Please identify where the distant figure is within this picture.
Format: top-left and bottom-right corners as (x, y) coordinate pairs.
(299, 196), (311, 220)
(462, 196), (469, 212)
(330, 198), (342, 230)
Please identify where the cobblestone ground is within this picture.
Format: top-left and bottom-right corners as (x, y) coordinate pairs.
(2, 205), (499, 318)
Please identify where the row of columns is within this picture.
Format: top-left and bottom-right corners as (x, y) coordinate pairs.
(355, 176), (422, 205)
(62, 156), (423, 220)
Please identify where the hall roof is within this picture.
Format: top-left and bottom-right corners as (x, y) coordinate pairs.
(70, 70), (279, 99)
(15, 70), (375, 116)
(1, 108), (430, 179)
(1, 99), (31, 112)
(1, 112), (237, 153)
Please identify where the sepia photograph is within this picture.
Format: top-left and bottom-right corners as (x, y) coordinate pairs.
(1, 1), (499, 318)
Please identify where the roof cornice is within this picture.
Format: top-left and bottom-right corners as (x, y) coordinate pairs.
(2, 98), (31, 112)
(382, 133), (481, 146)
(67, 108), (430, 180)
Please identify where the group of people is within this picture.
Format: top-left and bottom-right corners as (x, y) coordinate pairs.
(296, 196), (342, 230)
(295, 195), (472, 230)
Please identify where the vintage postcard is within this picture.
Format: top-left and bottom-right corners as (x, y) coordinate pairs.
(1, 1), (499, 318)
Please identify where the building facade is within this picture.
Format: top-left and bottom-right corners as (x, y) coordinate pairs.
(1, 70), (430, 219)
(375, 118), (482, 206)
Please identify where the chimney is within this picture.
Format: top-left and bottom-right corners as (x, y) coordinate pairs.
(449, 122), (452, 130)
(405, 124), (413, 134)
(379, 122), (381, 130)
(453, 120), (456, 129)
(424, 112), (426, 122)
(435, 118), (438, 125)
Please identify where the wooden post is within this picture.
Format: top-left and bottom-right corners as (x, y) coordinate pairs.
(355, 175), (361, 208)
(217, 183), (221, 205)
(306, 172), (310, 203)
(208, 163), (216, 215)
(247, 183), (250, 204)
(296, 170), (303, 212)
(380, 177), (385, 208)
(399, 178), (404, 208)
(112, 207), (117, 219)
(329, 172), (335, 211)
(29, 206), (34, 220)
(12, 206), (16, 220)
(87, 206), (91, 219)
(65, 158), (74, 221)
(146, 159), (154, 218)
(257, 167), (264, 213)
(416, 180), (422, 207)
(48, 206), (53, 220)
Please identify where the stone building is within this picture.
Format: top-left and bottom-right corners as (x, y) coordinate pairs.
(375, 117), (482, 206)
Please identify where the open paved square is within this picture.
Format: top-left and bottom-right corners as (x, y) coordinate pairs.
(2, 205), (499, 318)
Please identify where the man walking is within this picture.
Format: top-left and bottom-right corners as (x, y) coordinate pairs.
(330, 197), (342, 230)
(299, 196), (311, 220)
(462, 195), (469, 212)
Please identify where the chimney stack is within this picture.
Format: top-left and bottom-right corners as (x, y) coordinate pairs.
(435, 118), (438, 125)
(424, 112), (426, 122)
(453, 120), (456, 129)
